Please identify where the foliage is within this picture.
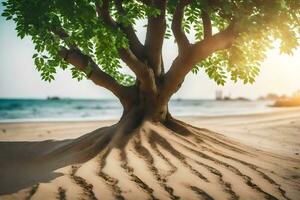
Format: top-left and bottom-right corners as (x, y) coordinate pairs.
(2, 0), (300, 85)
(185, 0), (300, 85)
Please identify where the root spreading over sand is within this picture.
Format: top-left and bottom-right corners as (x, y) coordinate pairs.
(0, 117), (299, 200)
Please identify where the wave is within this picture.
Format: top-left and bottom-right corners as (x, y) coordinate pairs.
(0, 99), (278, 122)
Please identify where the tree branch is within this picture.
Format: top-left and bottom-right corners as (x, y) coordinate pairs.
(144, 0), (167, 76)
(58, 47), (131, 102)
(96, 0), (144, 60)
(190, 21), (237, 65)
(118, 48), (149, 80)
(201, 10), (212, 38)
(114, 0), (144, 60)
(51, 26), (137, 108)
(163, 21), (237, 102)
(51, 27), (79, 50)
(95, 0), (150, 80)
(95, 0), (117, 27)
(171, 0), (191, 52)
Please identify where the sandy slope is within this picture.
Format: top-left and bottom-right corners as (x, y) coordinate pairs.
(0, 108), (299, 200)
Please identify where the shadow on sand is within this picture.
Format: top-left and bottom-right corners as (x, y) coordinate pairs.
(0, 139), (74, 195)
(0, 126), (113, 195)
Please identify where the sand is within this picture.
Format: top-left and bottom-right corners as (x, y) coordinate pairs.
(0, 107), (299, 200)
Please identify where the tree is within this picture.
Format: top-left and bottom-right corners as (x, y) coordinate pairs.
(2, 0), (299, 139)
(2, 2), (300, 198)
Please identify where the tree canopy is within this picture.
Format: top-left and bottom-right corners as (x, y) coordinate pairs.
(2, 0), (299, 88)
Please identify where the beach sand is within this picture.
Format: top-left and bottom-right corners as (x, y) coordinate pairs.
(0, 108), (299, 200)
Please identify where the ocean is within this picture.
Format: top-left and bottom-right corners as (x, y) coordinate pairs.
(0, 99), (278, 122)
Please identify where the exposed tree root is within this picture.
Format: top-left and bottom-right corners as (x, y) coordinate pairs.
(164, 117), (195, 136)
(70, 165), (97, 200)
(57, 187), (66, 200)
(2, 118), (299, 200)
(98, 149), (125, 200)
(190, 185), (214, 200)
(201, 146), (291, 200)
(120, 157), (158, 200)
(191, 159), (239, 200)
(149, 131), (208, 182)
(147, 135), (178, 178)
(26, 184), (39, 200)
(132, 134), (180, 200)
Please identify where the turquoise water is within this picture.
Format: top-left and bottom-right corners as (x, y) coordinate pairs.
(0, 99), (277, 122)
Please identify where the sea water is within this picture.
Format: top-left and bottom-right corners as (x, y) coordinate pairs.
(0, 99), (279, 122)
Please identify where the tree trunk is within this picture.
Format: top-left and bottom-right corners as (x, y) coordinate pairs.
(120, 94), (169, 123)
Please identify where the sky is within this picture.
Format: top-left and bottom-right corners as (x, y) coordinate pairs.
(0, 7), (300, 100)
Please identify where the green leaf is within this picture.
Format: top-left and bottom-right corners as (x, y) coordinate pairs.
(3, 0), (299, 87)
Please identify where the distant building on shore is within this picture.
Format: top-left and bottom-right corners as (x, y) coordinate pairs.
(216, 90), (249, 101)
